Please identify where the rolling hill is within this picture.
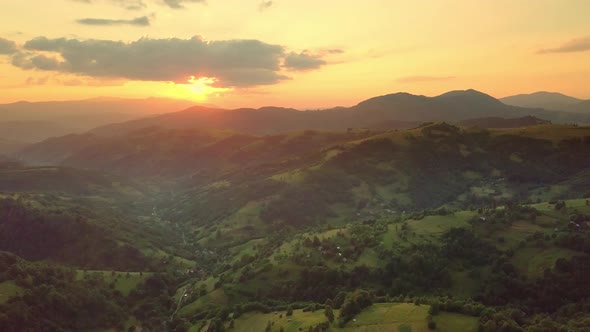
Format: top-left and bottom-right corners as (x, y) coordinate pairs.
(458, 115), (550, 128)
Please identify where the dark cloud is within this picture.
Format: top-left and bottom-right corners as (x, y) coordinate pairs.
(76, 16), (151, 26)
(259, 1), (273, 11)
(13, 36), (304, 87)
(162, 0), (206, 9)
(396, 76), (455, 83)
(0, 37), (17, 54)
(538, 36), (590, 54)
(284, 52), (326, 71)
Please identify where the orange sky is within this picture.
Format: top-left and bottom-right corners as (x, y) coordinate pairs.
(0, 0), (589, 108)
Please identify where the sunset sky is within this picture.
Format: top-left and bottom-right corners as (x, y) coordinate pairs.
(0, 0), (589, 108)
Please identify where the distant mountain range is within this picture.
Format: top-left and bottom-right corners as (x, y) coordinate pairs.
(90, 89), (590, 137)
(0, 97), (197, 143)
(4, 90), (590, 150)
(501, 91), (589, 113)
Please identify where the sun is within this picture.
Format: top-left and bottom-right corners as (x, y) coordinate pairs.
(187, 76), (214, 95)
(165, 76), (231, 101)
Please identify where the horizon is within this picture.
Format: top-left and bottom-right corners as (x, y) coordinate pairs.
(0, 88), (587, 111)
(1, 0), (589, 109)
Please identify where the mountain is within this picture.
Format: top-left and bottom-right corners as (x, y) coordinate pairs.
(458, 115), (550, 128)
(86, 90), (590, 138)
(0, 97), (198, 141)
(355, 89), (510, 122)
(501, 91), (588, 113)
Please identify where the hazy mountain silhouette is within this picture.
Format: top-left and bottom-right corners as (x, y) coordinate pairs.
(501, 92), (588, 113)
(89, 89), (590, 137)
(0, 121), (78, 143)
(0, 97), (198, 142)
(567, 99), (590, 113)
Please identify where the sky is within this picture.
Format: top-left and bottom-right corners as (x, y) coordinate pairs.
(0, 0), (589, 108)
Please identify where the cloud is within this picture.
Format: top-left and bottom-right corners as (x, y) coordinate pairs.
(396, 75), (455, 83)
(73, 0), (207, 10)
(0, 37), (17, 54)
(73, 0), (147, 10)
(259, 1), (273, 11)
(284, 52), (326, 71)
(538, 36), (590, 54)
(11, 36), (321, 87)
(76, 16), (151, 26)
(325, 49), (344, 54)
(162, 0), (206, 9)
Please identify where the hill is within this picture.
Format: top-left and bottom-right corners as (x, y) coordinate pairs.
(458, 116), (550, 128)
(0, 161), (142, 195)
(15, 128), (378, 178)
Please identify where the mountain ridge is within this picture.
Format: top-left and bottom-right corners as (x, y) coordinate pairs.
(86, 89), (590, 137)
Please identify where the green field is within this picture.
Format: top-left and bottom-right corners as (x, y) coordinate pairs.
(0, 280), (23, 304)
(336, 303), (431, 332)
(230, 309), (331, 332)
(226, 303), (477, 332)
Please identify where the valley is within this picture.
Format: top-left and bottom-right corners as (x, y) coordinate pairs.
(1, 111), (590, 331)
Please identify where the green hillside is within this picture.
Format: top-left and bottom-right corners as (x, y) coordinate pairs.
(2, 124), (590, 331)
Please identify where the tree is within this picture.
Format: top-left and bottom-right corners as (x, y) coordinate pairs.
(286, 305), (293, 316)
(427, 315), (436, 330)
(325, 298), (334, 307)
(428, 303), (440, 315)
(324, 305), (334, 323)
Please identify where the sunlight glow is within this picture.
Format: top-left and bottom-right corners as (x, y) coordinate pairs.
(164, 76), (232, 102)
